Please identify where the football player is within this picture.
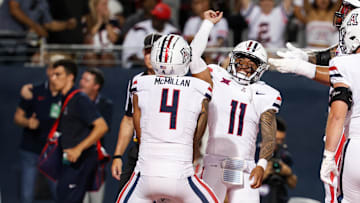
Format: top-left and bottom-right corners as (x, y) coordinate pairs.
(189, 10), (281, 202)
(115, 34), (219, 203)
(268, 1), (360, 202)
(320, 8), (360, 202)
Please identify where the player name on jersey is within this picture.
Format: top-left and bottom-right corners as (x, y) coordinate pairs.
(154, 77), (191, 87)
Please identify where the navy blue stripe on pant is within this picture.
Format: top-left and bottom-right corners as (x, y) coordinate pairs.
(188, 176), (209, 203)
(124, 173), (141, 203)
(338, 138), (351, 202)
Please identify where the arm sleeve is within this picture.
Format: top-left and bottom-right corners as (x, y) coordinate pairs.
(189, 20), (214, 74)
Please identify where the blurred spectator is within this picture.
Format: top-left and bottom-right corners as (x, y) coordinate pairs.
(245, 0), (292, 49)
(50, 59), (108, 203)
(82, 0), (121, 67)
(227, 0), (248, 46)
(80, 68), (113, 203)
(0, 0), (76, 63)
(121, 2), (179, 68)
(47, 0), (89, 44)
(183, 0), (229, 64)
(108, 0), (125, 31)
(294, 0), (341, 49)
(13, 55), (66, 203)
(260, 117), (297, 203)
(119, 0), (158, 43)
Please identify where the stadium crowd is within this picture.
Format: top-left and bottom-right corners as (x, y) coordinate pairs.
(0, 0), (340, 66)
(4, 0), (356, 202)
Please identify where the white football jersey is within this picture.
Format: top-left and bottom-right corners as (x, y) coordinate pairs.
(122, 19), (179, 68)
(132, 75), (212, 178)
(246, 5), (288, 48)
(206, 65), (281, 159)
(329, 54), (360, 138)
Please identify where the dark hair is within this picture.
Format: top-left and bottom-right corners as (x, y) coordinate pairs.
(276, 117), (287, 132)
(144, 33), (162, 49)
(85, 67), (105, 90)
(53, 59), (78, 82)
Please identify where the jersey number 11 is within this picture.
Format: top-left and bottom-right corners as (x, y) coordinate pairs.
(228, 100), (247, 136)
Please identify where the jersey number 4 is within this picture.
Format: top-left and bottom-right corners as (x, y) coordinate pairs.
(160, 88), (180, 130)
(228, 100), (247, 136)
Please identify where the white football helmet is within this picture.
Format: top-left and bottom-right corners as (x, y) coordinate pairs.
(227, 40), (269, 85)
(339, 8), (360, 54)
(150, 34), (191, 76)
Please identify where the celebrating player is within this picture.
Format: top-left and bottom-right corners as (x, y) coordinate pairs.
(320, 8), (360, 202)
(189, 10), (282, 202)
(268, 1), (360, 202)
(115, 34), (219, 203)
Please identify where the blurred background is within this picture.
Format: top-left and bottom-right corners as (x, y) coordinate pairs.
(0, 0), (338, 202)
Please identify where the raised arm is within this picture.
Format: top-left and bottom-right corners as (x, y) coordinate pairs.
(190, 10), (223, 87)
(269, 43), (339, 86)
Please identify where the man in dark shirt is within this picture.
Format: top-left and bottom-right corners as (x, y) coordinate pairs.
(79, 67), (113, 203)
(49, 59), (108, 203)
(14, 62), (60, 203)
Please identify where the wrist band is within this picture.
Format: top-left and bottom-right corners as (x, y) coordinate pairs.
(112, 155), (122, 160)
(257, 158), (268, 170)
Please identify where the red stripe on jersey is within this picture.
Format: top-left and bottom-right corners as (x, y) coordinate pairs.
(165, 35), (174, 62)
(116, 172), (135, 203)
(329, 66), (338, 71)
(208, 87), (213, 92)
(277, 96), (282, 101)
(194, 175), (219, 203)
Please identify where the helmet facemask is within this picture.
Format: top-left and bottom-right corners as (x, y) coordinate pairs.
(334, 3), (356, 28)
(339, 9), (360, 54)
(228, 52), (269, 85)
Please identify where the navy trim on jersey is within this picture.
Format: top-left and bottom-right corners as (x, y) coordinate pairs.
(205, 93), (212, 101)
(272, 103), (281, 109)
(339, 138), (350, 201)
(124, 173), (141, 203)
(330, 74), (342, 78)
(188, 177), (209, 203)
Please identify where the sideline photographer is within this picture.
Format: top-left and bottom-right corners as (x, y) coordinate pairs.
(261, 117), (297, 203)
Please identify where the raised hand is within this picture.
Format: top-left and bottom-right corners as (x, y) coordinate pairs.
(203, 10), (223, 25)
